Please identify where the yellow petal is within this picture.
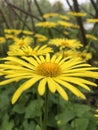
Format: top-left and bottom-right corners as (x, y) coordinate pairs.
(54, 79), (86, 99)
(38, 78), (46, 95)
(58, 76), (97, 90)
(47, 77), (56, 93)
(56, 82), (68, 100)
(3, 57), (34, 70)
(22, 56), (39, 66)
(46, 53), (50, 62)
(12, 77), (42, 104)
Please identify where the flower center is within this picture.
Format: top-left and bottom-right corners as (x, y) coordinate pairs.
(36, 62), (61, 77)
(61, 41), (69, 46)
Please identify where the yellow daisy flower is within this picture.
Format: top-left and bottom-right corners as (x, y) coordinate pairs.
(57, 20), (79, 29)
(0, 54), (98, 104)
(48, 38), (82, 49)
(68, 11), (87, 17)
(58, 14), (69, 20)
(86, 18), (98, 23)
(36, 21), (57, 28)
(4, 29), (22, 36)
(5, 34), (16, 40)
(9, 37), (33, 48)
(43, 13), (59, 18)
(7, 45), (53, 56)
(86, 34), (97, 41)
(34, 34), (48, 42)
(0, 37), (6, 44)
(94, 109), (98, 118)
(56, 50), (92, 61)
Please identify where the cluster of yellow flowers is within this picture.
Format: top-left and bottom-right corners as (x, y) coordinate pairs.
(0, 12), (98, 107)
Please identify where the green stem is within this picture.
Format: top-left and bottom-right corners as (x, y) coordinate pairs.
(44, 88), (49, 130)
(86, 23), (97, 52)
(37, 94), (43, 130)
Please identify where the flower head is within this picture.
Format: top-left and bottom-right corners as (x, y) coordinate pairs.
(0, 54), (98, 104)
(0, 37), (6, 44)
(86, 34), (97, 41)
(43, 13), (59, 18)
(36, 21), (57, 28)
(7, 45), (53, 56)
(68, 11), (87, 17)
(48, 38), (82, 49)
(87, 18), (98, 23)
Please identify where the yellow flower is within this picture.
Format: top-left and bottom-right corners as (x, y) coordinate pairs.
(57, 21), (79, 29)
(48, 38), (82, 49)
(68, 11), (87, 17)
(4, 29), (22, 35)
(86, 34), (97, 41)
(43, 13), (59, 18)
(0, 37), (6, 44)
(7, 45), (53, 56)
(0, 54), (98, 104)
(9, 37), (33, 48)
(5, 34), (16, 40)
(86, 18), (98, 23)
(56, 50), (92, 61)
(21, 30), (33, 35)
(36, 21), (57, 28)
(4, 29), (33, 36)
(34, 34), (48, 42)
(58, 14), (69, 20)
(94, 108), (98, 118)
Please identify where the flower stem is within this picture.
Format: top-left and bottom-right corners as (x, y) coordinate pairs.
(44, 88), (49, 130)
(37, 94), (43, 130)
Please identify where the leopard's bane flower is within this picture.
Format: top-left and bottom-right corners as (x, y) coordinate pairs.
(95, 109), (98, 118)
(0, 54), (98, 104)
(8, 45), (53, 56)
(48, 38), (82, 49)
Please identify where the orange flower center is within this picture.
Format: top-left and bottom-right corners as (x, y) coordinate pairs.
(36, 62), (61, 77)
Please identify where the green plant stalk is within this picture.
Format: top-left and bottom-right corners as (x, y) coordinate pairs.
(44, 88), (49, 130)
(86, 23), (97, 52)
(37, 94), (43, 130)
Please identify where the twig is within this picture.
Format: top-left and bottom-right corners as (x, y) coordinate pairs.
(72, 0), (87, 46)
(4, 0), (42, 21)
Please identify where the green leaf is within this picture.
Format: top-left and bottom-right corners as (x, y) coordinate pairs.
(23, 120), (36, 130)
(59, 124), (74, 130)
(1, 114), (14, 130)
(25, 99), (43, 118)
(12, 103), (26, 114)
(71, 118), (89, 130)
(35, 125), (41, 130)
(55, 110), (75, 126)
(73, 104), (91, 117)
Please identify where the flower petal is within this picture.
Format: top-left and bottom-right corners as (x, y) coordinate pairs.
(38, 78), (46, 95)
(47, 77), (56, 93)
(12, 77), (42, 104)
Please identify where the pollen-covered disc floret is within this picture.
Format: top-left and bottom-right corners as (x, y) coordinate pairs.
(36, 62), (61, 77)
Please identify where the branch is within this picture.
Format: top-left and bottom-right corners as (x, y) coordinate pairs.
(72, 0), (87, 46)
(66, 0), (73, 11)
(0, 9), (10, 28)
(90, 0), (98, 17)
(4, 0), (42, 21)
(34, 0), (46, 21)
